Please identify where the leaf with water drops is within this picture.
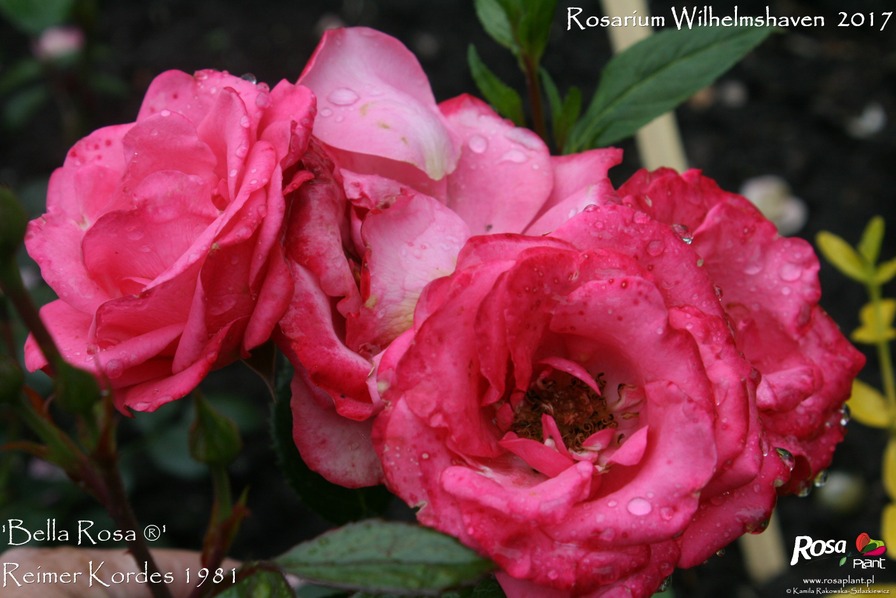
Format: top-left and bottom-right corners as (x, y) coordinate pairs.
(884, 437), (896, 501)
(817, 230), (871, 283)
(858, 216), (886, 266)
(848, 379), (891, 429)
(276, 520), (495, 594)
(851, 300), (896, 345)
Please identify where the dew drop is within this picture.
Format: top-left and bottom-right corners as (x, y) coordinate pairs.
(468, 135), (488, 154)
(240, 72), (257, 83)
(328, 87), (360, 106)
(840, 405), (851, 426)
(646, 239), (664, 256)
(671, 223), (693, 244)
(814, 469), (828, 488)
(160, 109), (171, 117)
(239, 115), (251, 128)
(235, 144), (248, 157)
(775, 447), (795, 471)
(255, 93), (270, 108)
(779, 263), (802, 281)
(607, 500), (618, 508)
(500, 149), (528, 163)
(716, 548), (726, 557)
(627, 497), (652, 516)
(744, 262), (762, 275)
(319, 107), (333, 117)
(104, 359), (124, 379)
(229, 168), (238, 178)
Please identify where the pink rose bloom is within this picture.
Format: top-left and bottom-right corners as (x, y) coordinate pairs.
(277, 27), (620, 486)
(372, 182), (862, 595)
(617, 169), (865, 493)
(25, 70), (315, 410)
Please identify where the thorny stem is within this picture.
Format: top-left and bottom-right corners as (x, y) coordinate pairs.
(1, 254), (171, 597)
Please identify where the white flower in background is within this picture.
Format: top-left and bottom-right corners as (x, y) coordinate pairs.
(740, 175), (808, 236)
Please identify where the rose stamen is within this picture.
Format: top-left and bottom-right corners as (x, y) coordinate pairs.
(511, 371), (617, 452)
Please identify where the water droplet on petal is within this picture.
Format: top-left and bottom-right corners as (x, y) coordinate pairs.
(744, 262), (762, 275)
(716, 548), (726, 557)
(814, 470), (828, 488)
(319, 107), (333, 118)
(672, 223), (693, 244)
(627, 497), (652, 516)
(240, 72), (257, 83)
(646, 239), (664, 256)
(328, 87), (359, 106)
(468, 135), (488, 154)
(160, 109), (171, 117)
(775, 447), (795, 471)
(779, 262), (802, 281)
(500, 149), (527, 163)
(840, 404), (851, 426)
(239, 115), (251, 128)
(105, 359), (124, 379)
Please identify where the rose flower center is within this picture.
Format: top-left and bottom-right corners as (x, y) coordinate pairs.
(512, 371), (617, 452)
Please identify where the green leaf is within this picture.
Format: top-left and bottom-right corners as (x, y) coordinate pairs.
(0, 58), (43, 96)
(816, 231), (871, 284)
(876, 257), (896, 285)
(473, 0), (517, 53)
(2, 86), (49, 130)
(516, 0), (557, 62)
(540, 69), (580, 151)
(848, 379), (891, 429)
(858, 216), (886, 266)
(276, 520), (495, 595)
(0, 0), (74, 35)
(271, 355), (391, 525)
(566, 25), (774, 151)
(189, 394), (243, 465)
(467, 45), (525, 125)
(839, 555), (848, 566)
(215, 568), (295, 598)
(851, 300), (896, 345)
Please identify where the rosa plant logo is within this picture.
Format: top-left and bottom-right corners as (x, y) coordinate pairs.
(845, 532), (887, 565)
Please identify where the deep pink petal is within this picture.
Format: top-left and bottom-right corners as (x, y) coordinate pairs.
(290, 364), (384, 487)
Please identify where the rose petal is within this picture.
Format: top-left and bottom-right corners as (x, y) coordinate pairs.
(299, 27), (457, 180)
(440, 95), (553, 234)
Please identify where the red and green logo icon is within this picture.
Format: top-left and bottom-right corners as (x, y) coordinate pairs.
(856, 532), (886, 557)
(838, 533), (886, 566)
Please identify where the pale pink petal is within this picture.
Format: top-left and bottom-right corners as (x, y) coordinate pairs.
(346, 191), (470, 353)
(440, 94), (552, 234)
(299, 27), (457, 180)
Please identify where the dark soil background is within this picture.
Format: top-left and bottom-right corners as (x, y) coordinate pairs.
(1, 0), (895, 596)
